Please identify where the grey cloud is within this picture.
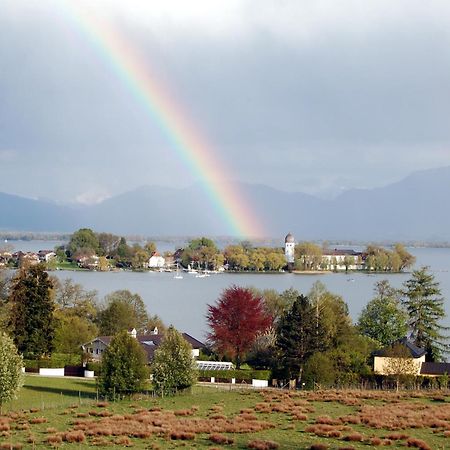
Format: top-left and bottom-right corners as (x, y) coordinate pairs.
(1, 1), (450, 202)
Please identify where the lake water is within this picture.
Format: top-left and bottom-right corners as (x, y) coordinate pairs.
(5, 241), (450, 342)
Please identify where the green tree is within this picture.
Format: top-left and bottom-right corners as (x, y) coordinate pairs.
(308, 281), (353, 350)
(145, 314), (167, 335)
(9, 265), (55, 358)
(0, 332), (23, 412)
(303, 334), (375, 389)
(224, 245), (250, 270)
(53, 278), (98, 318)
(182, 237), (219, 269)
(131, 246), (150, 270)
(402, 267), (448, 361)
(144, 241), (156, 255)
(67, 228), (99, 257)
(54, 315), (98, 360)
(98, 331), (148, 398)
(97, 232), (121, 256)
(256, 288), (299, 325)
(115, 237), (132, 262)
(265, 250), (286, 271)
(151, 326), (197, 396)
(98, 290), (148, 335)
(295, 242), (323, 271)
(393, 243), (416, 271)
(0, 270), (11, 330)
(249, 248), (266, 271)
(246, 326), (278, 370)
(276, 294), (321, 383)
(357, 280), (408, 346)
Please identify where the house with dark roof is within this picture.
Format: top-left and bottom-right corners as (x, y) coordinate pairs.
(82, 328), (205, 364)
(373, 338), (449, 377)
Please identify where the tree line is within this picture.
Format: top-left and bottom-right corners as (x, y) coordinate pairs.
(8, 228), (414, 274)
(207, 267), (447, 386)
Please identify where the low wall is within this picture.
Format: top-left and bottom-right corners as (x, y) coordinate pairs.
(252, 379), (268, 388)
(39, 368), (65, 377)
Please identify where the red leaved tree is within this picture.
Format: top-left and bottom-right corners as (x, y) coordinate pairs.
(206, 286), (272, 369)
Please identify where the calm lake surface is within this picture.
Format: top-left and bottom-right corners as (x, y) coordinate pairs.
(6, 241), (450, 341)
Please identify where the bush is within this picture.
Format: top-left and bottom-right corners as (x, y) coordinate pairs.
(0, 333), (23, 409)
(86, 361), (102, 375)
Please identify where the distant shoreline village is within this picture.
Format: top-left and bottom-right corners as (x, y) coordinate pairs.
(0, 228), (415, 274)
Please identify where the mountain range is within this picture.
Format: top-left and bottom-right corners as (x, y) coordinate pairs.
(1, 166), (449, 241)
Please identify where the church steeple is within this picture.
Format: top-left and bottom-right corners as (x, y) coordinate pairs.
(284, 233), (295, 272)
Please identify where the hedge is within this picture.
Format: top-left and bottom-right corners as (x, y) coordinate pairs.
(86, 361), (102, 375)
(23, 353), (81, 369)
(198, 369), (271, 381)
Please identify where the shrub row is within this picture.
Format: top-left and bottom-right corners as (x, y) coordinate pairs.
(23, 354), (81, 369)
(198, 369), (271, 381)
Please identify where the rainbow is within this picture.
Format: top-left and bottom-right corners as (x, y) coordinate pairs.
(59, 2), (265, 238)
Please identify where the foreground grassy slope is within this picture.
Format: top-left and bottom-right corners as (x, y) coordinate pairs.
(1, 376), (450, 449)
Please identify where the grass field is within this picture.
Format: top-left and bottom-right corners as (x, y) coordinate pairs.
(1, 376), (450, 449)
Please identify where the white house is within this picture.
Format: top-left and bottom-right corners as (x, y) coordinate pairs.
(321, 249), (365, 271)
(373, 338), (426, 376)
(38, 250), (56, 262)
(148, 252), (165, 268)
(373, 338), (450, 378)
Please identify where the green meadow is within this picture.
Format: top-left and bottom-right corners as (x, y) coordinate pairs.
(1, 376), (450, 449)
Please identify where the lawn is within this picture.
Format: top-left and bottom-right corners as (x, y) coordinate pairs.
(1, 376), (450, 449)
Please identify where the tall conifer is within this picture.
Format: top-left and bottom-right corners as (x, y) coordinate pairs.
(402, 267), (448, 361)
(276, 294), (322, 383)
(9, 264), (55, 358)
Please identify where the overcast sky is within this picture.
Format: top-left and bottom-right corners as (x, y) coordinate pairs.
(1, 0), (450, 204)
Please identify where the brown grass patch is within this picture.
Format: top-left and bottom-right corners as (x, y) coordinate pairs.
(406, 438), (432, 450)
(96, 401), (109, 408)
(247, 439), (279, 449)
(0, 443), (22, 450)
(343, 432), (364, 442)
(173, 409), (195, 416)
(46, 434), (63, 446)
(316, 415), (341, 425)
(169, 431), (195, 440)
(91, 437), (112, 446)
(209, 433), (234, 445)
(29, 417), (47, 424)
(63, 430), (86, 443)
(309, 445), (329, 450)
(385, 432), (409, 440)
(115, 436), (133, 446)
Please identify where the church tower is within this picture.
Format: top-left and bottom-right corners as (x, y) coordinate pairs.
(284, 233), (295, 272)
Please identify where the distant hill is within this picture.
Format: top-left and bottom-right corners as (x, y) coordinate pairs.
(1, 166), (449, 241)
